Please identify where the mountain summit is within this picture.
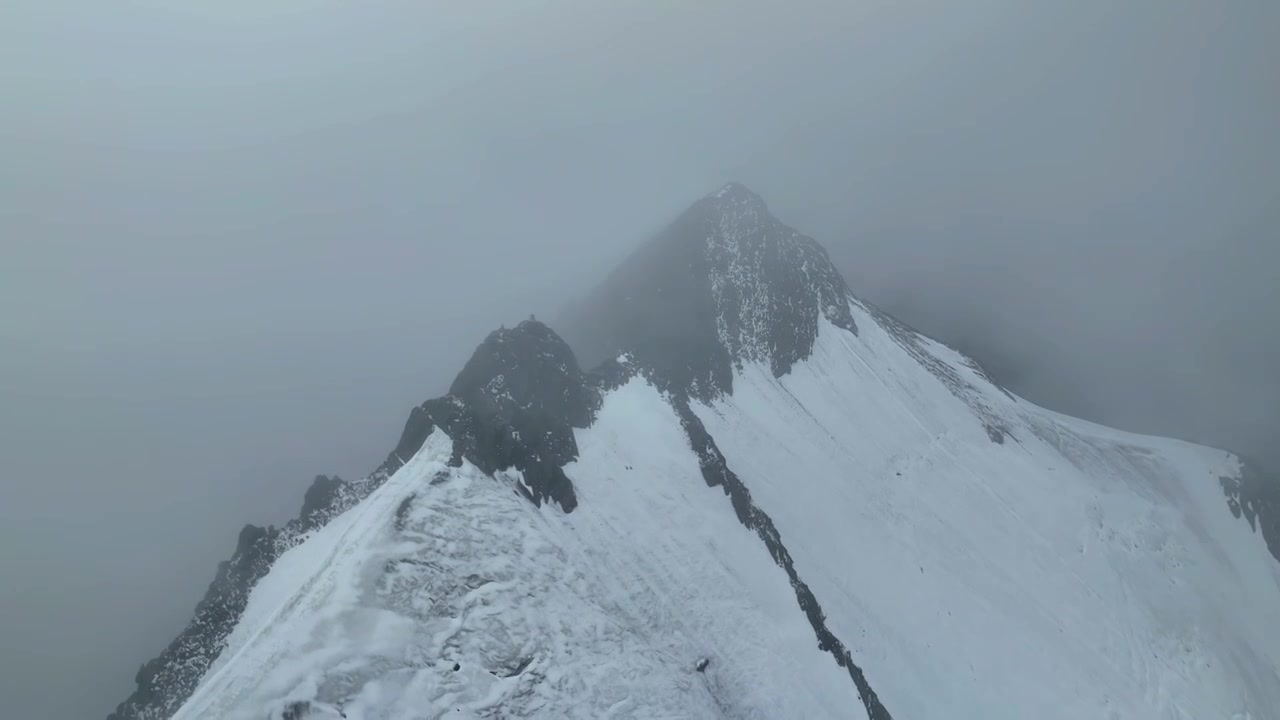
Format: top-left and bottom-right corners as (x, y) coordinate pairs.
(564, 182), (856, 397)
(112, 185), (1280, 720)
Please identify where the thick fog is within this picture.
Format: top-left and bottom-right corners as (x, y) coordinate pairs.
(2, 2), (1276, 718)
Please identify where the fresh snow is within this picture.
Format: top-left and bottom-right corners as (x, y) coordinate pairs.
(172, 299), (1280, 720)
(174, 380), (865, 720)
(692, 300), (1280, 720)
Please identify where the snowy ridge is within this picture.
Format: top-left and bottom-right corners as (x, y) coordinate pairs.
(168, 302), (1280, 719)
(693, 300), (1280, 719)
(669, 395), (891, 720)
(109, 321), (597, 720)
(861, 302), (1013, 443)
(117, 184), (1280, 719)
(173, 383), (867, 720)
(107, 458), (411, 719)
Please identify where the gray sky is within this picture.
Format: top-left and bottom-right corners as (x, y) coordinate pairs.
(2, 2), (1276, 719)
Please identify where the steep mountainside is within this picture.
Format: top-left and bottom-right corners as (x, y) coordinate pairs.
(111, 185), (1280, 720)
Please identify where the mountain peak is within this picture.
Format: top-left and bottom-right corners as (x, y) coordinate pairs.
(562, 183), (856, 398)
(113, 184), (1280, 720)
(449, 319), (594, 429)
(710, 181), (768, 208)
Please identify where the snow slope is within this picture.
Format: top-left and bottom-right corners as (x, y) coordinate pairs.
(693, 299), (1280, 719)
(140, 184), (1280, 720)
(172, 302), (1280, 719)
(174, 380), (861, 720)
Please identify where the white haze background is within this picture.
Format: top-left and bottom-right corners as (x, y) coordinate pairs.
(1, 2), (1277, 718)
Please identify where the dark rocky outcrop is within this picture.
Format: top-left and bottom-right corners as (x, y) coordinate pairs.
(1220, 457), (1280, 565)
(381, 320), (597, 511)
(562, 182), (1010, 444)
(301, 475), (344, 528)
(108, 463), (417, 719)
(562, 183), (856, 400)
(106, 523), (280, 720)
(434, 320), (598, 509)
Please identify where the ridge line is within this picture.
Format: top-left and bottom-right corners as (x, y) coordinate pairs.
(670, 394), (893, 720)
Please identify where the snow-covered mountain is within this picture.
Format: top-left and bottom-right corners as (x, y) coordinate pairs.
(110, 184), (1280, 720)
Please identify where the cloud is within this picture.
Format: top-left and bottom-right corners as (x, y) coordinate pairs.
(1, 2), (1275, 718)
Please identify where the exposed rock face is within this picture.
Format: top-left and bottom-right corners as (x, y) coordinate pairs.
(108, 466), (416, 720)
(563, 182), (855, 399)
(106, 524), (279, 720)
(411, 320), (598, 510)
(562, 184), (1027, 451)
(1220, 458), (1280, 564)
(108, 322), (597, 719)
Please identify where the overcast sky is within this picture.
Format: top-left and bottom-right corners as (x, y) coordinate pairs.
(2, 2), (1277, 718)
